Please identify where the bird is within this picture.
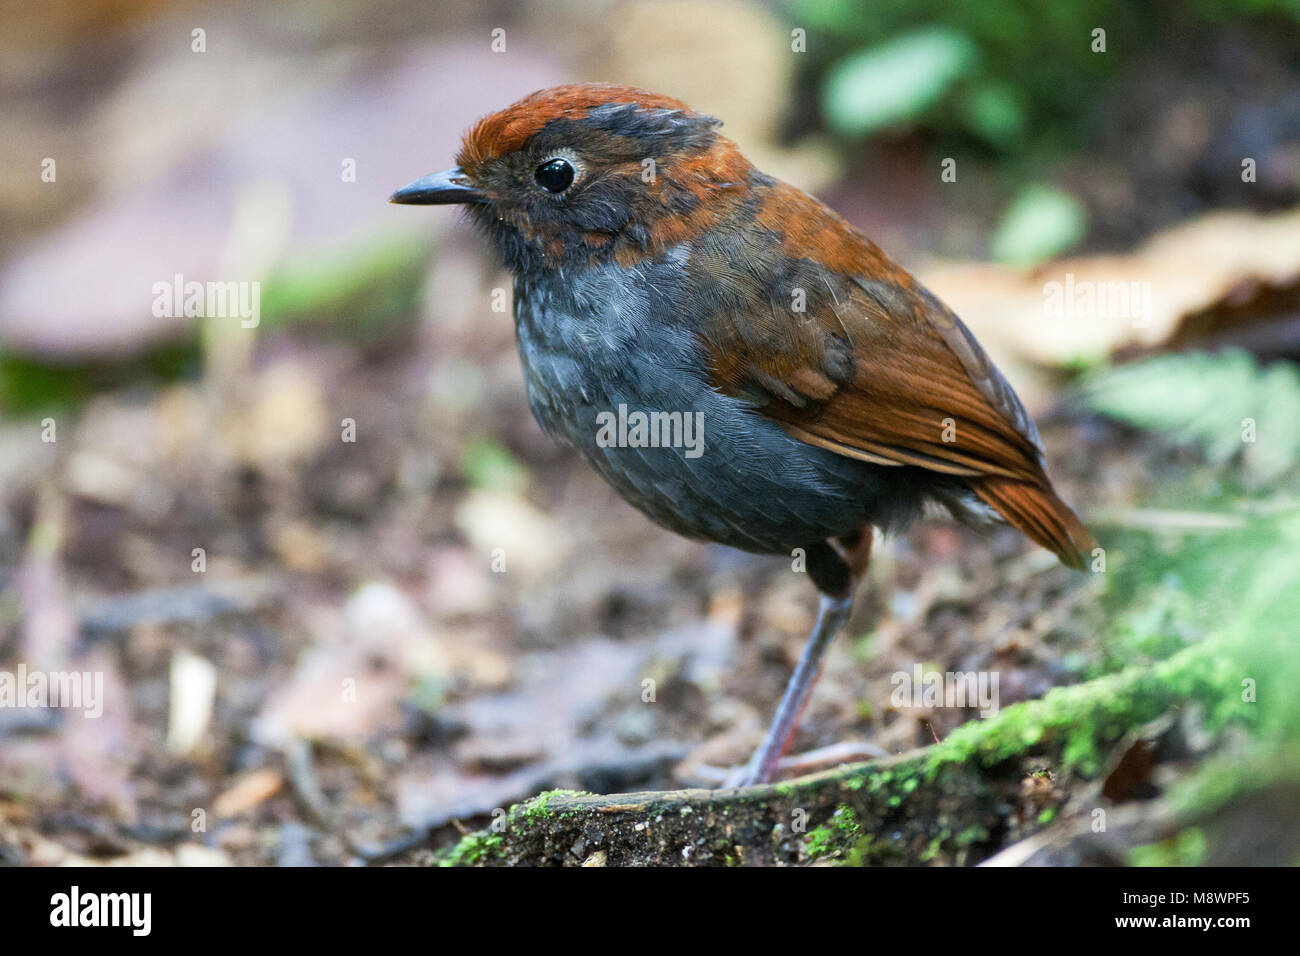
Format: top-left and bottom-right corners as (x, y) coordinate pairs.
(390, 83), (1096, 787)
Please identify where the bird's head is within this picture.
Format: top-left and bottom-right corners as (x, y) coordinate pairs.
(390, 83), (756, 272)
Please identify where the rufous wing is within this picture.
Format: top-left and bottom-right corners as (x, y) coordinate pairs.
(699, 182), (1096, 569)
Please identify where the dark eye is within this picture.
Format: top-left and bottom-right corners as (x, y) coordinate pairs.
(534, 158), (575, 193)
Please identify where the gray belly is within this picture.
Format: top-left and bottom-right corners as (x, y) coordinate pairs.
(512, 258), (920, 555)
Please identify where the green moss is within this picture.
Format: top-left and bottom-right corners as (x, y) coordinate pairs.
(919, 835), (944, 863)
(437, 789), (594, 866)
(439, 831), (505, 867)
(518, 789), (588, 824)
(843, 834), (876, 867)
(804, 825), (835, 860)
(925, 641), (1246, 779)
(804, 805), (861, 861)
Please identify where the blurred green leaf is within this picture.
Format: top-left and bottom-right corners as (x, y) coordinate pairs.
(461, 437), (529, 493)
(821, 28), (978, 136)
(259, 234), (430, 342)
(0, 234), (430, 417)
(788, 0), (858, 31)
(1084, 350), (1300, 486)
(795, 1), (1136, 158)
(1127, 827), (1207, 866)
(0, 343), (198, 416)
(990, 185), (1086, 265)
(1190, 0), (1300, 22)
(960, 82), (1026, 145)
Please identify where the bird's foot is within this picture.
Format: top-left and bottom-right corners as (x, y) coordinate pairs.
(708, 741), (891, 789)
(720, 756), (764, 790)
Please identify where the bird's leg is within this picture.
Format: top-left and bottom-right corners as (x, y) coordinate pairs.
(729, 592), (852, 787)
(726, 530), (873, 788)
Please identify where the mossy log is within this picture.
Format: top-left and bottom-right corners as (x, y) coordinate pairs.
(432, 642), (1247, 866)
(435, 753), (1006, 866)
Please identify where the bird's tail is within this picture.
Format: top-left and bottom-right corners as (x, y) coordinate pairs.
(972, 476), (1096, 571)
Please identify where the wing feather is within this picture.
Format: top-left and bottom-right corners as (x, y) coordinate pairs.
(698, 181), (1095, 567)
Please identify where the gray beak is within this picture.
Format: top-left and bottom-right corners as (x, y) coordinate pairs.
(389, 167), (484, 205)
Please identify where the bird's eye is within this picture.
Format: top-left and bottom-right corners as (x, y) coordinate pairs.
(534, 158), (575, 194)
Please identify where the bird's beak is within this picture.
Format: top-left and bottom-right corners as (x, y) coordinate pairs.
(388, 167), (484, 205)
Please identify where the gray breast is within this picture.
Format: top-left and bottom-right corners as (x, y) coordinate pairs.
(511, 255), (918, 554)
